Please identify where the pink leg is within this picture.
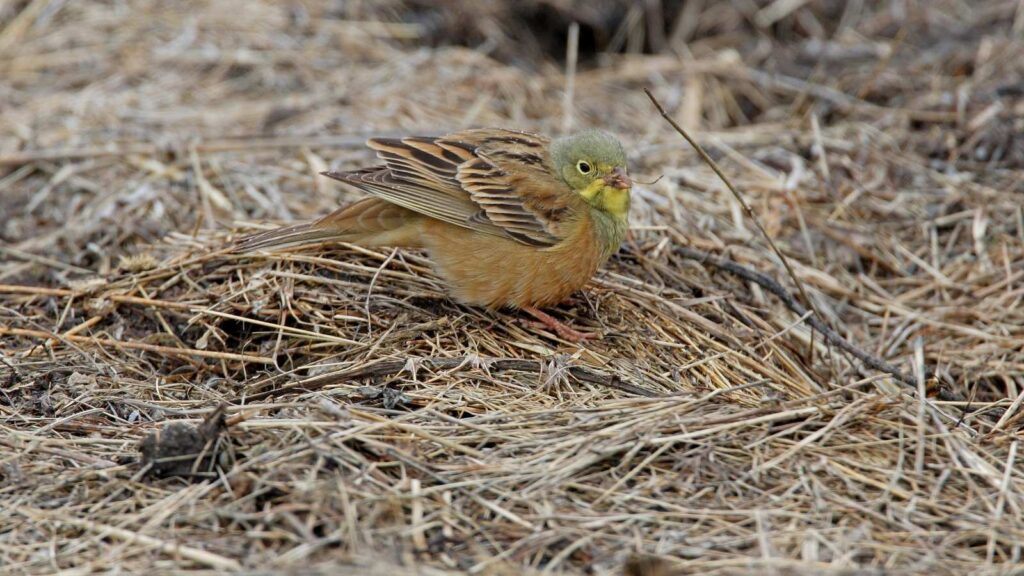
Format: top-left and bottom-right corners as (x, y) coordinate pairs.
(521, 306), (600, 343)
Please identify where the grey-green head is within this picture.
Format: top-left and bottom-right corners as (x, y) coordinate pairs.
(550, 128), (631, 217)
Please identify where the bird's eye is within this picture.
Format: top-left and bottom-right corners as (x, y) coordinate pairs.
(577, 161), (592, 174)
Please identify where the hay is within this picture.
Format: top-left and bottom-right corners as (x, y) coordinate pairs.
(2, 1), (1023, 574)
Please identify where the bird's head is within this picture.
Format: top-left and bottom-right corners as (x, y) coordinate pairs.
(551, 129), (631, 218)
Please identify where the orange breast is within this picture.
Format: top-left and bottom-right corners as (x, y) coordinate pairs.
(422, 216), (604, 309)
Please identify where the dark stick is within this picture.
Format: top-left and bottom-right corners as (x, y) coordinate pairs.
(644, 88), (954, 400)
(674, 246), (958, 400)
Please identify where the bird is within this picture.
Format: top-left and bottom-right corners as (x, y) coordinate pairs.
(235, 127), (631, 342)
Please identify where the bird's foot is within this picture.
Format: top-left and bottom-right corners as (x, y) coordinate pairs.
(521, 306), (601, 343)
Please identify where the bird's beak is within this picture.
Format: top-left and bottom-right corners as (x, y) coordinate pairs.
(603, 166), (631, 190)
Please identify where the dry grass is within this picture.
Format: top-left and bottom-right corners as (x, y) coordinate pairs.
(2, 1), (1024, 574)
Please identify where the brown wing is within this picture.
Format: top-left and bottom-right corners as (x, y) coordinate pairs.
(323, 128), (584, 248)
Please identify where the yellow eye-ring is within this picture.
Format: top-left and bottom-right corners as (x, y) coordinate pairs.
(576, 160), (592, 174)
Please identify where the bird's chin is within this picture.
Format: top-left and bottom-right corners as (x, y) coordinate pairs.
(581, 184), (630, 216)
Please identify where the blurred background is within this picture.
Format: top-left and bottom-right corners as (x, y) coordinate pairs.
(3, 0), (1020, 269)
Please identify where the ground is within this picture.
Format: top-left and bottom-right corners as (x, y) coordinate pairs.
(1, 1), (1023, 574)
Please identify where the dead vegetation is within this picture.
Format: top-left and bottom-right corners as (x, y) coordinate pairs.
(1, 1), (1023, 574)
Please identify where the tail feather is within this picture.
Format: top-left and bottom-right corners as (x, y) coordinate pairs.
(233, 198), (425, 253)
(233, 222), (341, 252)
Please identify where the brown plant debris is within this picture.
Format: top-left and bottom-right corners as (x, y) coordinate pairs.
(138, 402), (230, 479)
(2, 1), (1023, 575)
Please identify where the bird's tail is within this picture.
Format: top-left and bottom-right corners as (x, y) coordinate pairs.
(233, 198), (424, 253)
(234, 221), (338, 252)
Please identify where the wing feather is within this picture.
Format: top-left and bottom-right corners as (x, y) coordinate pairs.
(322, 128), (584, 247)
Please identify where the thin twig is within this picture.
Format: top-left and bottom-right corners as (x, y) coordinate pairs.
(673, 246), (958, 399)
(562, 21), (580, 133)
(644, 88), (818, 319)
(644, 88), (951, 395)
